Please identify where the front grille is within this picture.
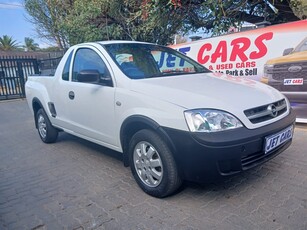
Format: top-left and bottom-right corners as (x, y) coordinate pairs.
(244, 99), (287, 124)
(268, 61), (307, 81)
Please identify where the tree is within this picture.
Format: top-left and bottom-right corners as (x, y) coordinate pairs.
(0, 35), (20, 51)
(39, 46), (62, 52)
(173, 34), (188, 44)
(141, 0), (300, 36)
(63, 0), (301, 44)
(24, 0), (73, 49)
(24, 0), (301, 48)
(24, 37), (39, 51)
(62, 0), (185, 45)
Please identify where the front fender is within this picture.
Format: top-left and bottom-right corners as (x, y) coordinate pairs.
(120, 115), (177, 166)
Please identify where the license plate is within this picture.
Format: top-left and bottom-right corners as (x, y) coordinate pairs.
(264, 125), (293, 154)
(283, 78), (303, 85)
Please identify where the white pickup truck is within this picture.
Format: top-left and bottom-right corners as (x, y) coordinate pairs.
(26, 41), (296, 197)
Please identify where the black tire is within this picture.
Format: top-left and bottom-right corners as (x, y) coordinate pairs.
(36, 108), (58, 143)
(128, 129), (182, 198)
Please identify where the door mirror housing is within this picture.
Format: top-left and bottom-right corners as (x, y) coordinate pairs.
(283, 48), (293, 56)
(77, 70), (100, 83)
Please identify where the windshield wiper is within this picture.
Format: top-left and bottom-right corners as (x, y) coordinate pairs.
(145, 73), (163, 78)
(145, 69), (211, 78)
(161, 70), (194, 76)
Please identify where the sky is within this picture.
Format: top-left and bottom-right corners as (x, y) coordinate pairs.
(0, 0), (50, 48)
(0, 1), (208, 48)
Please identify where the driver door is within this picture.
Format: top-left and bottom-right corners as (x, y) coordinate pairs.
(62, 46), (117, 148)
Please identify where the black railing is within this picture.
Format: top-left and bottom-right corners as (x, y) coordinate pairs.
(0, 56), (62, 100)
(38, 57), (62, 76)
(0, 56), (39, 100)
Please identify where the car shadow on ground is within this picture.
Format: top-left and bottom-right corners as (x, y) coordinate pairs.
(174, 167), (263, 197)
(55, 131), (273, 198)
(56, 131), (123, 162)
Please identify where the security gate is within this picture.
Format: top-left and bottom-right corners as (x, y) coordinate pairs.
(0, 57), (39, 100)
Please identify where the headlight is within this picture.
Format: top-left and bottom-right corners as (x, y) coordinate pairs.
(264, 64), (274, 72)
(184, 109), (243, 132)
(263, 64), (274, 77)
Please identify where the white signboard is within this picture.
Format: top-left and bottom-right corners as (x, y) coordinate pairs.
(170, 20), (307, 122)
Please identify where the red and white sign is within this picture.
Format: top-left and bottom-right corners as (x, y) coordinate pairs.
(170, 20), (307, 123)
(171, 20), (307, 81)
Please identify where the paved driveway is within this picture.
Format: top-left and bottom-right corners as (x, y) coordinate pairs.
(0, 99), (306, 230)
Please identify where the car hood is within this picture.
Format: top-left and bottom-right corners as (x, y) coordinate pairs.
(130, 73), (286, 126)
(266, 51), (307, 64)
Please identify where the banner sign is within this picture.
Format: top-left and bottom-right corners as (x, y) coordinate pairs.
(171, 20), (307, 122)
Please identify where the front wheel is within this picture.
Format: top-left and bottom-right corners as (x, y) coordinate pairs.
(36, 108), (58, 143)
(129, 129), (182, 198)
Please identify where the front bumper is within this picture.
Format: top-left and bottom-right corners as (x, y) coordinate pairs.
(268, 80), (307, 103)
(161, 109), (296, 183)
(280, 91), (307, 104)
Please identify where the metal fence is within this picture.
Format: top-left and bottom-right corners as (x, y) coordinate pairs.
(38, 56), (63, 76)
(0, 56), (39, 100)
(0, 56), (62, 100)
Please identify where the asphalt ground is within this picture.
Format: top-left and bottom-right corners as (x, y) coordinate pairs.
(0, 99), (306, 230)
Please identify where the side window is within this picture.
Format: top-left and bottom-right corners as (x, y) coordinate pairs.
(72, 48), (111, 84)
(62, 50), (73, 81)
(298, 41), (307, 52)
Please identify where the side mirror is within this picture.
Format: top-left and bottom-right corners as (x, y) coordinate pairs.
(283, 48), (293, 56)
(77, 70), (100, 83)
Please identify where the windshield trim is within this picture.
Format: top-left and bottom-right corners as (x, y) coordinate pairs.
(101, 42), (210, 80)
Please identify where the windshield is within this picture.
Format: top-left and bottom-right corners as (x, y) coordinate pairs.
(294, 37), (307, 53)
(103, 43), (210, 79)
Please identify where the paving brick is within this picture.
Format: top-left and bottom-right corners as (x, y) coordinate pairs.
(224, 214), (260, 230)
(1, 211), (19, 225)
(1, 100), (307, 230)
(6, 221), (27, 230)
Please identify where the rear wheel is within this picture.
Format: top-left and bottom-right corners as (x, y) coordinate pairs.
(36, 108), (58, 143)
(129, 129), (182, 198)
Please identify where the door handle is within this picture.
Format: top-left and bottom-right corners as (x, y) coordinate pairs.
(68, 91), (75, 100)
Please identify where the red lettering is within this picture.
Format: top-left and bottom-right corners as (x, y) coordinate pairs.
(196, 32), (273, 65)
(250, 32), (273, 59)
(235, 61), (256, 68)
(293, 79), (303, 84)
(216, 63), (233, 70)
(197, 43), (212, 64)
(230, 37), (250, 62)
(236, 63), (242, 68)
(211, 41), (227, 63)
